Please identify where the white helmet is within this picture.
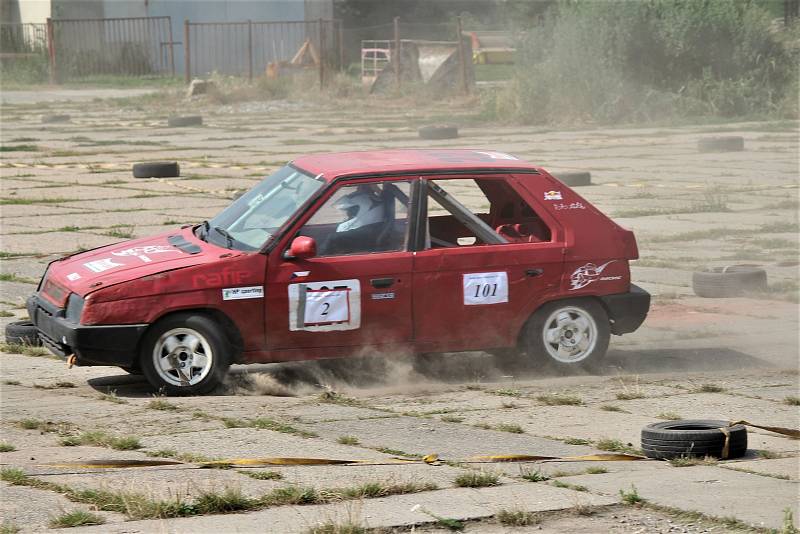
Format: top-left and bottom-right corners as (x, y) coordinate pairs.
(334, 188), (385, 232)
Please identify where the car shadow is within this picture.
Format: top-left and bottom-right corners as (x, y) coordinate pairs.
(603, 347), (768, 374)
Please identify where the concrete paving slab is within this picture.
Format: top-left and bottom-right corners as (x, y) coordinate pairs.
(298, 416), (597, 458)
(565, 465), (799, 530)
(68, 482), (616, 534)
(722, 457), (800, 481)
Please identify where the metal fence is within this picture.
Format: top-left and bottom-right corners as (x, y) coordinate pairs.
(0, 23), (47, 55)
(184, 19), (341, 81)
(51, 16), (174, 79)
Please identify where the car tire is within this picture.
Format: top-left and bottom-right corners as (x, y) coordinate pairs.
(641, 420), (747, 459)
(555, 172), (592, 187)
(418, 125), (459, 140)
(140, 313), (231, 396)
(167, 115), (203, 127)
(697, 136), (744, 152)
(132, 161), (180, 179)
(692, 265), (767, 298)
(41, 114), (71, 124)
(521, 299), (610, 372)
(5, 320), (41, 346)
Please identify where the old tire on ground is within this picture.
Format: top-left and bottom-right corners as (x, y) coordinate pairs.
(167, 115), (203, 127)
(697, 136), (744, 152)
(521, 298), (610, 372)
(5, 320), (41, 346)
(418, 125), (459, 140)
(41, 114), (71, 124)
(692, 265), (767, 298)
(132, 161), (180, 179)
(641, 420), (747, 459)
(555, 172), (592, 187)
(140, 313), (231, 396)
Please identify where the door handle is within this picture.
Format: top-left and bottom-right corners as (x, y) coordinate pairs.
(371, 277), (394, 288)
(526, 268), (544, 277)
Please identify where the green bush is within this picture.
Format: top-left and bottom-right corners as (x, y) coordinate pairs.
(486, 0), (799, 124)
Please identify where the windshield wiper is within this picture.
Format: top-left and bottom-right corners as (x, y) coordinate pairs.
(213, 226), (234, 248)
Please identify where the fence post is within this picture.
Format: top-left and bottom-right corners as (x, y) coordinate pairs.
(456, 15), (469, 95)
(393, 16), (400, 90)
(318, 18), (325, 90)
(168, 17), (175, 77)
(337, 20), (344, 72)
(46, 18), (56, 84)
(247, 19), (253, 82)
(183, 19), (191, 83)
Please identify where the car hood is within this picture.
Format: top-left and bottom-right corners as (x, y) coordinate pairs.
(42, 228), (224, 305)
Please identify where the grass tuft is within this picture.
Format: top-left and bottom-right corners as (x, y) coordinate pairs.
(454, 470), (500, 488)
(146, 398), (178, 411)
(585, 466), (608, 474)
(337, 435), (359, 445)
(536, 393), (582, 406)
(497, 508), (540, 526)
(48, 510), (105, 528)
(520, 468), (549, 482)
(615, 391), (645, 400)
(563, 437), (591, 445)
(600, 404), (624, 412)
(59, 431), (141, 450)
(307, 521), (366, 534)
(441, 414), (464, 423)
(668, 455), (718, 467)
(595, 438), (640, 455)
(241, 470), (283, 480)
(0, 442), (17, 452)
(495, 423), (524, 434)
(619, 485), (644, 505)
(783, 396), (800, 406)
(695, 383), (724, 393)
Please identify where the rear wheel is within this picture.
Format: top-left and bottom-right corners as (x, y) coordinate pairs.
(140, 314), (230, 395)
(521, 299), (609, 372)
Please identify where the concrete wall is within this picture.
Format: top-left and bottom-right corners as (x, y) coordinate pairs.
(14, 0), (50, 24)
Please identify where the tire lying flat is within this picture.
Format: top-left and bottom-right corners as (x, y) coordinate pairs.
(132, 161), (180, 179)
(418, 125), (459, 140)
(167, 115), (203, 127)
(41, 114), (71, 124)
(641, 419), (747, 459)
(698, 136), (744, 152)
(692, 265), (767, 298)
(5, 320), (41, 346)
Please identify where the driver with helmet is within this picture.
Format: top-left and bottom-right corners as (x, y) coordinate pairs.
(322, 185), (386, 255)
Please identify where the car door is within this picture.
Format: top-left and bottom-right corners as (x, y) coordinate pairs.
(265, 179), (415, 356)
(411, 176), (565, 354)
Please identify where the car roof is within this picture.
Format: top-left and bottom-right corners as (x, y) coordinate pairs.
(291, 149), (542, 181)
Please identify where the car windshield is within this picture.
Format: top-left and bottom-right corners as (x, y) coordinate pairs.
(201, 166), (324, 251)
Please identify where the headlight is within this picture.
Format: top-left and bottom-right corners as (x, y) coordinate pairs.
(65, 293), (85, 323)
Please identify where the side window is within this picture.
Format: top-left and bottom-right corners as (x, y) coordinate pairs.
(426, 178), (551, 249)
(299, 181), (410, 257)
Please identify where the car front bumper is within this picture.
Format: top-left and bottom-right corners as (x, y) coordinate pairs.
(600, 284), (650, 335)
(26, 294), (147, 367)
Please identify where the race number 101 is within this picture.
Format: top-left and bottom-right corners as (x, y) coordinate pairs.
(463, 271), (508, 306)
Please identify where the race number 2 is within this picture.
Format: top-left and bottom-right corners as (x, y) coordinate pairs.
(304, 288), (350, 326)
(463, 271), (508, 305)
(288, 279), (361, 332)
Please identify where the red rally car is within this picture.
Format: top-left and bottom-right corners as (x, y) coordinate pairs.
(27, 149), (649, 395)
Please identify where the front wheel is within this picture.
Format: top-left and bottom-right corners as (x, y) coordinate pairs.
(140, 314), (231, 396)
(522, 299), (609, 373)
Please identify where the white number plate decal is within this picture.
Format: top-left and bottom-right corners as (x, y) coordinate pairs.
(289, 279), (361, 332)
(463, 271), (508, 305)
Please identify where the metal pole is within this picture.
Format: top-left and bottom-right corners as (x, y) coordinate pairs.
(393, 16), (400, 90)
(168, 17), (175, 77)
(248, 19), (253, 81)
(46, 18), (56, 84)
(337, 20), (344, 72)
(184, 19), (190, 83)
(318, 18), (324, 90)
(456, 15), (468, 95)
